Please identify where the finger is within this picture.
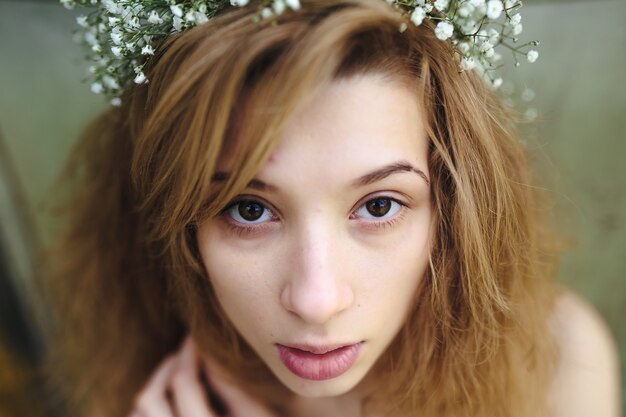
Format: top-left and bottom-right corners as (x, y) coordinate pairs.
(202, 357), (275, 417)
(133, 354), (179, 417)
(170, 337), (215, 417)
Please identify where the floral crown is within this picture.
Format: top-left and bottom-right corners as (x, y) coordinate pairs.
(61, 0), (539, 106)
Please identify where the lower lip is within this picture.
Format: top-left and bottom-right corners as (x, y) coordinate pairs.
(276, 343), (363, 380)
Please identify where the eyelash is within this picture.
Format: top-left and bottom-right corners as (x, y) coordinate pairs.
(220, 196), (408, 237)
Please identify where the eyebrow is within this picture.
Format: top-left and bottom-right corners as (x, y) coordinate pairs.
(212, 160), (430, 192)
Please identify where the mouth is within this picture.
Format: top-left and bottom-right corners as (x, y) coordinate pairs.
(275, 342), (364, 380)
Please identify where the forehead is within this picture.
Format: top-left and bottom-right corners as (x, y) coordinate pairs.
(258, 74), (429, 185)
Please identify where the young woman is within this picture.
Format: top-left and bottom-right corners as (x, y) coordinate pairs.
(50, 1), (619, 416)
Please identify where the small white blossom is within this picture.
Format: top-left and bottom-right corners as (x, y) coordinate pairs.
(170, 4), (184, 18)
(90, 82), (103, 94)
(486, 0), (503, 19)
(458, 41), (471, 54)
(521, 88), (535, 102)
(423, 3), (433, 12)
(141, 45), (154, 55)
(510, 13), (521, 25)
(134, 72), (147, 84)
(230, 0), (249, 6)
(483, 47), (495, 58)
(273, 0), (286, 15)
(60, 0), (75, 10)
(434, 21), (454, 41)
(525, 108), (538, 120)
(110, 32), (123, 45)
(261, 7), (274, 18)
(434, 0), (449, 12)
(410, 7), (426, 26)
(512, 23), (523, 35)
(488, 28), (500, 43)
(111, 46), (123, 57)
(102, 0), (122, 15)
(102, 75), (119, 90)
(470, 0), (485, 7)
(84, 31), (97, 46)
(461, 57), (475, 70)
(125, 42), (137, 53)
(172, 16), (183, 31)
(76, 15), (88, 28)
(148, 11), (164, 25)
(526, 49), (538, 63)
(492, 77), (503, 89)
(110, 97), (122, 107)
(286, 0), (301, 10)
(194, 11), (209, 24)
(457, 4), (473, 17)
(91, 44), (102, 54)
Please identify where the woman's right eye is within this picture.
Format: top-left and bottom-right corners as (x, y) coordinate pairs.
(224, 199), (276, 225)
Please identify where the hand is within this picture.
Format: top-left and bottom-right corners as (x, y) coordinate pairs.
(130, 336), (278, 417)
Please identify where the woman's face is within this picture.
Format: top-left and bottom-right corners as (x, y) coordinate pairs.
(197, 74), (432, 397)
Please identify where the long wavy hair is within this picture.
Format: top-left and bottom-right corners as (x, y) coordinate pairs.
(46, 0), (560, 416)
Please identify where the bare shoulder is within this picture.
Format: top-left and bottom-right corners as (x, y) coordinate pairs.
(548, 289), (622, 417)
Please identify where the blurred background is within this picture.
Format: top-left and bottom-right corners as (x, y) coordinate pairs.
(0, 0), (624, 415)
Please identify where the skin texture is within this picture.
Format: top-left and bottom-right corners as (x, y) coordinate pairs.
(197, 74), (432, 400)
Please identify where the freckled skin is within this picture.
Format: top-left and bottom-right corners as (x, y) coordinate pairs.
(197, 75), (433, 399)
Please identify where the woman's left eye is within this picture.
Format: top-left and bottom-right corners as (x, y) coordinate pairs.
(353, 197), (403, 220)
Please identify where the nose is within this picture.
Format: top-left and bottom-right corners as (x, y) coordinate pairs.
(280, 222), (354, 325)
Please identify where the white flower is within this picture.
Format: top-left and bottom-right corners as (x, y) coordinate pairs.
(76, 15), (88, 28)
(60, 0), (75, 10)
(273, 0), (286, 15)
(230, 0), (249, 6)
(470, 0), (485, 7)
(434, 21), (454, 41)
(286, 0), (301, 10)
(172, 16), (183, 32)
(108, 17), (120, 26)
(423, 3), (433, 12)
(194, 11), (209, 24)
(261, 7), (274, 18)
(410, 7), (426, 26)
(526, 49), (538, 63)
(134, 72), (147, 84)
(111, 46), (123, 57)
(488, 28), (500, 43)
(102, 0), (122, 15)
(461, 57), (475, 70)
(170, 4), (184, 18)
(84, 31), (97, 46)
(110, 97), (122, 107)
(148, 11), (164, 25)
(483, 47), (495, 58)
(88, 65), (97, 74)
(434, 0), (449, 12)
(185, 11), (196, 23)
(141, 45), (154, 55)
(102, 75), (119, 90)
(125, 42), (137, 52)
(492, 77), (503, 89)
(512, 23), (523, 35)
(90, 82), (103, 94)
(510, 13), (521, 25)
(110, 32), (123, 45)
(525, 108), (538, 120)
(521, 88), (535, 102)
(91, 44), (102, 54)
(457, 4), (473, 17)
(486, 0), (503, 19)
(458, 41), (471, 54)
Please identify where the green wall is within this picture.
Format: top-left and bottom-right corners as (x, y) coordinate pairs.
(0, 0), (624, 413)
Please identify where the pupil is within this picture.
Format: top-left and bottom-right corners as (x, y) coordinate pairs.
(238, 201), (264, 221)
(366, 198), (391, 217)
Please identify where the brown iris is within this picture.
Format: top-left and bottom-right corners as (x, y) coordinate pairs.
(365, 198), (392, 217)
(237, 200), (265, 221)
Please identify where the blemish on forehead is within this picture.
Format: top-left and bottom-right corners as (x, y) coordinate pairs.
(266, 152), (278, 164)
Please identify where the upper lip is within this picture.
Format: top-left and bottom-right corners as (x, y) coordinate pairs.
(277, 342), (362, 354)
